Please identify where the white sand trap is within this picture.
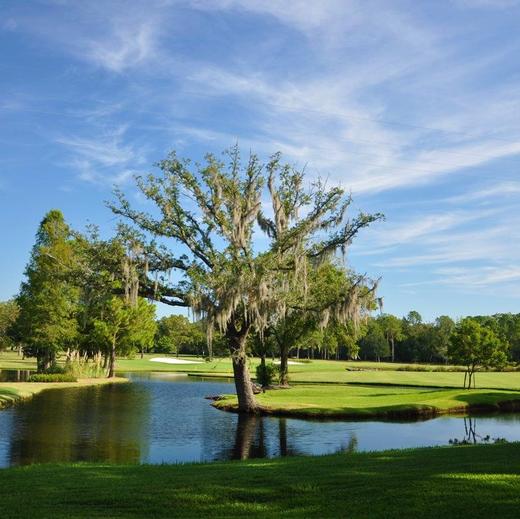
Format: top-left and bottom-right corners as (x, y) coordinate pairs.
(150, 357), (203, 365)
(273, 360), (303, 365)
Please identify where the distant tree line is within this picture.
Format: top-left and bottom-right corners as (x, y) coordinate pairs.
(358, 310), (516, 367)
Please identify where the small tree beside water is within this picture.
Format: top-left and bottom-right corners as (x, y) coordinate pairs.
(448, 318), (508, 389)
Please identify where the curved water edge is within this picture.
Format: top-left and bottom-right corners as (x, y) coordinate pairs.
(1, 370), (520, 468)
(213, 396), (520, 421)
(0, 375), (128, 410)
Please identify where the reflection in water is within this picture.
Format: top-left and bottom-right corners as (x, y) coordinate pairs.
(279, 418), (288, 456)
(8, 383), (150, 466)
(0, 370), (33, 382)
(338, 435), (358, 454)
(232, 414), (264, 460)
(464, 416), (479, 444)
(449, 417), (501, 445)
(230, 414), (357, 460)
(2, 370), (520, 468)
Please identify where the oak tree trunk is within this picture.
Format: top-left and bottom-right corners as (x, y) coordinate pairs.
(279, 343), (289, 386)
(228, 327), (258, 413)
(107, 336), (116, 378)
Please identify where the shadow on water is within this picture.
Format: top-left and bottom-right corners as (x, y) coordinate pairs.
(7, 381), (150, 466)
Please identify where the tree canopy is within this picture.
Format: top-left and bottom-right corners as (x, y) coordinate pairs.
(448, 317), (508, 388)
(110, 146), (383, 411)
(16, 210), (80, 372)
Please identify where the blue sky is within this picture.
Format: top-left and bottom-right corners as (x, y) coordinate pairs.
(1, 0), (520, 321)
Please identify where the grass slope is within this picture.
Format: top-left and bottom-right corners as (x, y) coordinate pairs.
(0, 378), (128, 409)
(214, 384), (520, 419)
(1, 443), (520, 518)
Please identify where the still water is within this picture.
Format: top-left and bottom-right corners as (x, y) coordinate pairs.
(1, 371), (520, 468)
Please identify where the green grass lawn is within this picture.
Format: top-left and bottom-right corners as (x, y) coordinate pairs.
(0, 443), (519, 518)
(2, 350), (519, 390)
(0, 351), (37, 370)
(214, 384), (520, 419)
(114, 354), (520, 391)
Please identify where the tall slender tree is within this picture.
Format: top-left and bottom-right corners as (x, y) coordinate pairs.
(378, 314), (403, 362)
(0, 300), (20, 351)
(17, 210), (79, 372)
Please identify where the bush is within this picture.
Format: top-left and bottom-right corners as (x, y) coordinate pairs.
(27, 373), (77, 383)
(65, 361), (104, 378)
(256, 362), (279, 387)
(45, 364), (67, 374)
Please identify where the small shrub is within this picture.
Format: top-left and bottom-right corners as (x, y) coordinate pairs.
(256, 362), (279, 387)
(45, 364), (67, 374)
(66, 361), (104, 378)
(27, 373), (77, 383)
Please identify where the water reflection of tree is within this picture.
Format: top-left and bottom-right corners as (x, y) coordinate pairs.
(277, 418), (302, 457)
(449, 417), (494, 445)
(230, 415), (358, 460)
(336, 435), (358, 454)
(8, 383), (150, 466)
(232, 414), (266, 460)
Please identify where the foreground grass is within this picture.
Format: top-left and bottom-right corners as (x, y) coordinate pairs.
(215, 384), (520, 419)
(0, 377), (128, 409)
(1, 443), (520, 518)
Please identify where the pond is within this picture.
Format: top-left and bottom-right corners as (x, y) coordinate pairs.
(1, 371), (520, 468)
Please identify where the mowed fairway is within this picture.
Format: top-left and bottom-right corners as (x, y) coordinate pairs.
(2, 351), (520, 390)
(214, 384), (520, 418)
(1, 443), (520, 518)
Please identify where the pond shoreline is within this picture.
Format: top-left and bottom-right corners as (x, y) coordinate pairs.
(0, 377), (129, 410)
(213, 395), (520, 421)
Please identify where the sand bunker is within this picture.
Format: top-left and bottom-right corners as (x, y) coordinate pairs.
(149, 357), (204, 365)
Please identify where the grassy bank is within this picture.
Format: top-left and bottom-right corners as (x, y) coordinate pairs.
(0, 377), (128, 409)
(0, 443), (519, 518)
(214, 384), (520, 419)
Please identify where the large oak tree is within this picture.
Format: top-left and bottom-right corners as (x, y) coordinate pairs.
(110, 147), (382, 412)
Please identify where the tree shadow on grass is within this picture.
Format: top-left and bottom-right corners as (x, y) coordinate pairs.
(453, 392), (520, 413)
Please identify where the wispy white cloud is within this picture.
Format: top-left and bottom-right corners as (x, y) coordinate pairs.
(359, 209), (498, 250)
(84, 22), (158, 72)
(372, 221), (519, 268)
(445, 181), (520, 204)
(11, 2), (166, 73)
(56, 126), (148, 185)
(6, 0), (520, 308)
(402, 265), (520, 295)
